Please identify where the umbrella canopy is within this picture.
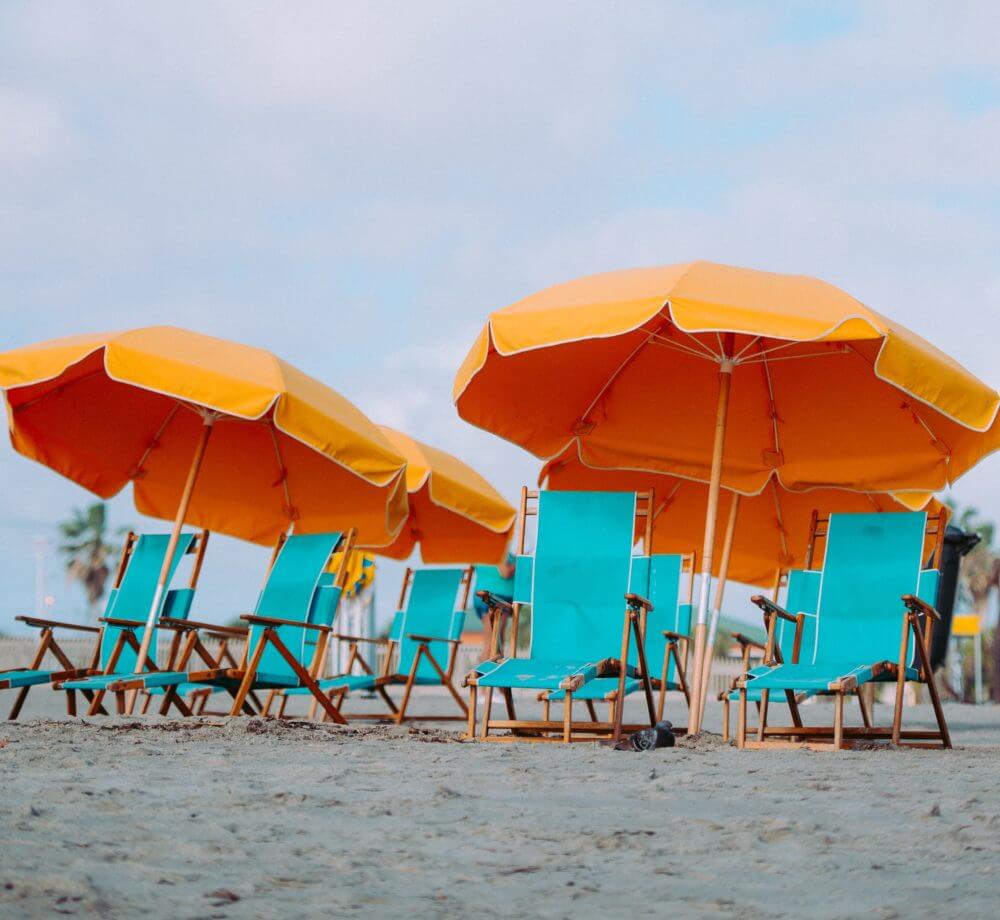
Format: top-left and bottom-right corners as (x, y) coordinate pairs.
(455, 260), (998, 732)
(374, 426), (515, 563)
(455, 260), (999, 494)
(0, 327), (409, 546)
(541, 444), (941, 588)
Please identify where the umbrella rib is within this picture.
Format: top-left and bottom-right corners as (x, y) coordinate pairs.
(129, 402), (181, 479)
(739, 346), (850, 365)
(769, 480), (789, 560)
(648, 335), (718, 361)
(578, 332), (658, 426)
(268, 423), (295, 525)
(758, 345), (783, 461)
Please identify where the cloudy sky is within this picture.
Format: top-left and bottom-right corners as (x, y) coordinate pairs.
(1, 1), (998, 634)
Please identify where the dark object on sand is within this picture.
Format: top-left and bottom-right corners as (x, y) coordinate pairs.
(931, 525), (981, 671)
(619, 720), (675, 751)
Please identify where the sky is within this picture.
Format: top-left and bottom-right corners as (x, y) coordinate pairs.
(1, 1), (999, 634)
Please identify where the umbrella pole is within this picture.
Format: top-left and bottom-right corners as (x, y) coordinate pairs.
(688, 360), (733, 734)
(124, 415), (215, 714)
(696, 492), (739, 729)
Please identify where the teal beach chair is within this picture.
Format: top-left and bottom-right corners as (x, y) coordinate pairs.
(275, 565), (472, 723)
(104, 531), (354, 721)
(736, 511), (949, 750)
(718, 568), (820, 742)
(467, 489), (656, 743)
(540, 551), (696, 731)
(41, 531), (208, 717)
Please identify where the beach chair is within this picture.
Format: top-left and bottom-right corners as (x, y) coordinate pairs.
(103, 531), (355, 721)
(539, 552), (696, 732)
(718, 568), (820, 742)
(28, 531), (208, 717)
(736, 511), (949, 750)
(467, 488), (656, 743)
(272, 566), (472, 723)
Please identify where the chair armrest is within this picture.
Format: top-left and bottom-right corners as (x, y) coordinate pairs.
(476, 590), (513, 614)
(750, 595), (799, 624)
(15, 616), (100, 634)
(98, 616), (145, 629)
(901, 595), (941, 621)
(730, 631), (766, 651)
(240, 614), (331, 633)
(331, 633), (389, 645)
(407, 633), (461, 645)
(625, 592), (654, 611)
(661, 630), (688, 642)
(159, 616), (248, 636)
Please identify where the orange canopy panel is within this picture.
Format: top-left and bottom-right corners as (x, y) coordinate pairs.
(541, 444), (944, 588)
(373, 426), (515, 564)
(0, 327), (409, 546)
(456, 261), (1000, 494)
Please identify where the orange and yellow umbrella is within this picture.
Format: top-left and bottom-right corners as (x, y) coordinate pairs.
(373, 426), (515, 563)
(456, 260), (999, 731)
(0, 326), (409, 701)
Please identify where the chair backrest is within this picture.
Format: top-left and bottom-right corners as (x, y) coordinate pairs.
(247, 533), (344, 682)
(813, 512), (930, 668)
(99, 533), (196, 671)
(628, 554), (691, 682)
(528, 490), (638, 663)
(396, 568), (467, 679)
(776, 568), (822, 661)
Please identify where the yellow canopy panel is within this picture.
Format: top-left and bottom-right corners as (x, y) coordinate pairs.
(0, 327), (409, 546)
(456, 261), (1000, 495)
(372, 426), (515, 564)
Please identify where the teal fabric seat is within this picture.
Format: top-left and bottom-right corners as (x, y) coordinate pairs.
(468, 490), (653, 739)
(56, 533), (197, 707)
(108, 532), (348, 719)
(543, 553), (691, 706)
(0, 669), (58, 690)
(736, 511), (950, 749)
(726, 567), (822, 704)
(282, 566), (469, 724)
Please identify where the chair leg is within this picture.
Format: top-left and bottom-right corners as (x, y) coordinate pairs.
(480, 688), (494, 740)
(114, 691), (126, 715)
(756, 689), (770, 742)
(65, 689), (77, 718)
(563, 692), (573, 743)
(8, 686), (32, 720)
(140, 692), (153, 715)
(278, 695), (290, 718)
(737, 688), (747, 749)
(262, 690), (276, 717)
(501, 687), (515, 720)
(466, 684), (477, 738)
(585, 699), (598, 723)
(542, 698), (550, 722)
(721, 696), (730, 743)
(833, 692), (845, 750)
(857, 689), (872, 729)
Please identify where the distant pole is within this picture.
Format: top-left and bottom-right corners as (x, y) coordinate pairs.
(33, 536), (48, 618)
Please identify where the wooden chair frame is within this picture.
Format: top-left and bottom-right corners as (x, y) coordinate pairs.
(73, 530), (211, 717)
(270, 566), (474, 724)
(736, 510), (952, 751)
(180, 530), (357, 722)
(465, 487), (657, 744)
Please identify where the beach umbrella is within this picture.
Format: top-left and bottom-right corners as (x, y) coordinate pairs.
(454, 260), (1000, 732)
(0, 326), (409, 708)
(541, 444), (946, 725)
(371, 426), (516, 563)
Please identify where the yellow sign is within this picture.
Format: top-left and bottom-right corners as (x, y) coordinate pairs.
(952, 614), (981, 637)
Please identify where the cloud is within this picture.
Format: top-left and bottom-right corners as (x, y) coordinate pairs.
(0, 2), (999, 631)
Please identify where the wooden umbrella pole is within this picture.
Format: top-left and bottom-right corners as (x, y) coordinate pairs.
(688, 359), (733, 735)
(696, 492), (739, 729)
(125, 414), (216, 714)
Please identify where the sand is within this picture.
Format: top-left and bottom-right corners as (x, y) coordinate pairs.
(2, 691), (999, 919)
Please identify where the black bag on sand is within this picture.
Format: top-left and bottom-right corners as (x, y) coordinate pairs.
(616, 720), (675, 751)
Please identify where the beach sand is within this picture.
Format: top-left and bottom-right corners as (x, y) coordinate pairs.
(2, 691), (999, 919)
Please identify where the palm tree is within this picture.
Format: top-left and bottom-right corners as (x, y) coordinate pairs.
(59, 502), (117, 621)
